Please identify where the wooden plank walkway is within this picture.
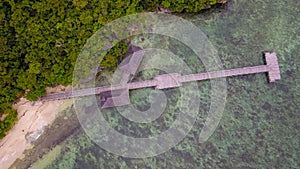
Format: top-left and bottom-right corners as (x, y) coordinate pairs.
(40, 52), (280, 102)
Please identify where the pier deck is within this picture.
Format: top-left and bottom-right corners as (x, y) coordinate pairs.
(40, 52), (280, 102)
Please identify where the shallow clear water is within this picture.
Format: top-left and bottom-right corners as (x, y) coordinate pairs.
(22, 0), (300, 168)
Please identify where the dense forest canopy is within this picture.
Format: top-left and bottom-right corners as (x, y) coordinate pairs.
(0, 0), (226, 138)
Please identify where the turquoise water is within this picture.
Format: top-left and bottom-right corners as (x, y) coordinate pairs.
(24, 0), (300, 168)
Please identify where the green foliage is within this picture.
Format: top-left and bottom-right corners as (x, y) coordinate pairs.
(0, 0), (223, 138)
(0, 109), (17, 138)
(160, 0), (222, 12)
(100, 41), (129, 70)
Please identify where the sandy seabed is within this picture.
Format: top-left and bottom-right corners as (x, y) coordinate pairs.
(0, 85), (72, 169)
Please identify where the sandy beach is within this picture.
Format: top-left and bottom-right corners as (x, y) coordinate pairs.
(0, 85), (72, 169)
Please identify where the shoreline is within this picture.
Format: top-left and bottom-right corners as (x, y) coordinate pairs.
(0, 85), (72, 169)
(9, 103), (81, 169)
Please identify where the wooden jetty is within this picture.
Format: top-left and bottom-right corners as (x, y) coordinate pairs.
(40, 52), (281, 108)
